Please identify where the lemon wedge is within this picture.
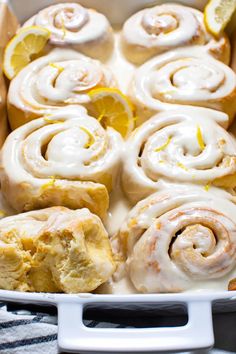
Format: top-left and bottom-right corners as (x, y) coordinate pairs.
(88, 88), (135, 138)
(3, 26), (50, 80)
(204, 0), (236, 36)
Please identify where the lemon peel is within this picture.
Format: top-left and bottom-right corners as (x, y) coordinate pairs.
(155, 137), (172, 152)
(80, 126), (95, 148)
(3, 26), (50, 79)
(88, 87), (135, 138)
(196, 125), (205, 151)
(49, 62), (64, 73)
(177, 162), (188, 171)
(204, 0), (236, 36)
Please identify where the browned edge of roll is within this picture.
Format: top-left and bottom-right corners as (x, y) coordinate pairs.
(0, 3), (18, 147)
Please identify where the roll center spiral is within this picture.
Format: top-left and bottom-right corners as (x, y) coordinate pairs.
(172, 65), (222, 91)
(142, 13), (178, 35)
(172, 224), (216, 256)
(54, 6), (89, 31)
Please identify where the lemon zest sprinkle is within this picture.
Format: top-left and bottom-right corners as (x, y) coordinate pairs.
(177, 162), (188, 171)
(196, 125), (205, 151)
(41, 176), (56, 191)
(49, 62), (64, 73)
(204, 183), (211, 192)
(43, 116), (62, 124)
(155, 137), (172, 152)
(80, 126), (95, 148)
(129, 218), (137, 227)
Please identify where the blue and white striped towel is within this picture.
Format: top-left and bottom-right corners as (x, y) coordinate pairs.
(0, 302), (235, 354)
(0, 303), (57, 353)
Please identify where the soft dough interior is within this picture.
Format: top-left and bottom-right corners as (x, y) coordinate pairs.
(0, 207), (115, 293)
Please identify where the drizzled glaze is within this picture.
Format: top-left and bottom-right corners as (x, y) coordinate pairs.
(105, 184), (236, 294)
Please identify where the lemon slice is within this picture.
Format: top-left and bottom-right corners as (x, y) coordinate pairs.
(88, 88), (135, 138)
(3, 26), (50, 79)
(204, 0), (236, 36)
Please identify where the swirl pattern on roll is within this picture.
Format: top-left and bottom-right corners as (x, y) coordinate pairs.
(121, 4), (230, 64)
(0, 106), (123, 219)
(122, 110), (236, 204)
(117, 186), (236, 293)
(0, 206), (115, 293)
(129, 48), (236, 127)
(7, 48), (116, 129)
(23, 3), (114, 60)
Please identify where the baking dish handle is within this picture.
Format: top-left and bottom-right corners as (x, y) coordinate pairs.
(57, 300), (214, 352)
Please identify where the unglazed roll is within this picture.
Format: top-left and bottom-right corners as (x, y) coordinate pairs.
(0, 206), (115, 293)
(23, 3), (114, 60)
(121, 4), (230, 65)
(117, 186), (236, 293)
(122, 110), (236, 204)
(7, 48), (116, 129)
(129, 48), (236, 127)
(0, 106), (123, 219)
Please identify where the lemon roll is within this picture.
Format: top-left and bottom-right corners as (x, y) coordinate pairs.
(121, 3), (230, 65)
(117, 186), (236, 293)
(7, 48), (117, 129)
(23, 2), (114, 60)
(122, 110), (236, 203)
(0, 106), (123, 219)
(129, 48), (236, 127)
(0, 207), (115, 293)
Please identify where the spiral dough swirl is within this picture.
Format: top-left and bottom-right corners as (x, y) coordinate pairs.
(0, 106), (123, 219)
(122, 110), (236, 204)
(117, 186), (236, 292)
(122, 3), (230, 64)
(7, 48), (116, 129)
(129, 48), (236, 127)
(23, 3), (114, 60)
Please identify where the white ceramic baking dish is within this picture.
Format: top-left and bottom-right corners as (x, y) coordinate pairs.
(1, 0), (236, 352)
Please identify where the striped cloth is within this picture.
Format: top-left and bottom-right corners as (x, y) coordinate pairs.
(0, 302), (235, 354)
(0, 303), (57, 353)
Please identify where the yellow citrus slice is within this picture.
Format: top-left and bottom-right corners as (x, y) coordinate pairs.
(3, 26), (50, 79)
(88, 88), (135, 138)
(204, 0), (236, 36)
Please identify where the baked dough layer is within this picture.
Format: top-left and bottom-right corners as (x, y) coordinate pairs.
(0, 206), (115, 293)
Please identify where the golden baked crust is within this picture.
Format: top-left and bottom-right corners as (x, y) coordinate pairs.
(0, 206), (115, 293)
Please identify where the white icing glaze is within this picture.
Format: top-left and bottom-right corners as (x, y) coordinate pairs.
(5, 7), (236, 294)
(122, 109), (236, 204)
(22, 3), (114, 60)
(115, 185), (236, 293)
(121, 4), (230, 64)
(106, 31), (136, 93)
(0, 106), (123, 214)
(105, 181), (131, 237)
(8, 48), (116, 120)
(129, 47), (236, 127)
